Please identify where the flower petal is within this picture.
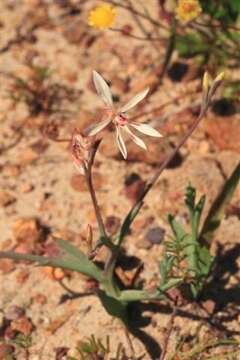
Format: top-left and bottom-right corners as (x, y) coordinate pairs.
(124, 126), (147, 150)
(93, 70), (113, 107)
(120, 88), (149, 113)
(116, 126), (127, 159)
(130, 123), (163, 137)
(87, 117), (112, 136)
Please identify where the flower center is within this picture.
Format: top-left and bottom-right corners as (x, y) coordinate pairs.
(114, 114), (128, 127)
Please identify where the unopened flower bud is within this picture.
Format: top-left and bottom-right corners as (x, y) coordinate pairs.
(214, 72), (225, 83)
(86, 224), (93, 251)
(202, 72), (211, 93)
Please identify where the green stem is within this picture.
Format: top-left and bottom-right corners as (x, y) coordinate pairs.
(158, 18), (176, 82)
(119, 289), (165, 302)
(85, 167), (107, 240)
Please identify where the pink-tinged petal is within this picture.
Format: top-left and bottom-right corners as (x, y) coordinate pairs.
(116, 126), (127, 159)
(120, 88), (149, 113)
(93, 70), (113, 107)
(87, 117), (112, 136)
(130, 123), (163, 137)
(124, 126), (147, 150)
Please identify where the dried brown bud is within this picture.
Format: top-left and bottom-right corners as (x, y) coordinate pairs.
(70, 129), (95, 174)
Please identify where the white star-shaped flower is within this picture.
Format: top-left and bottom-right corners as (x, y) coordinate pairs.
(87, 71), (163, 159)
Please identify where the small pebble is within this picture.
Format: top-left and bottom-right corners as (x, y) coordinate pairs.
(145, 227), (165, 245)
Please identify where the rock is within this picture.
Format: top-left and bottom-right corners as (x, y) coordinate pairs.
(202, 299), (215, 314)
(32, 294), (47, 305)
(11, 316), (34, 335)
(124, 173), (145, 203)
(204, 115), (240, 152)
(17, 148), (39, 167)
(5, 306), (25, 321)
(15, 269), (30, 284)
(0, 343), (15, 359)
(42, 266), (65, 281)
(145, 227), (165, 245)
(4, 326), (18, 340)
(52, 267), (65, 281)
(3, 164), (21, 177)
(0, 191), (16, 207)
(13, 218), (42, 246)
(19, 183), (34, 193)
(43, 240), (62, 257)
(30, 139), (49, 154)
(0, 259), (15, 273)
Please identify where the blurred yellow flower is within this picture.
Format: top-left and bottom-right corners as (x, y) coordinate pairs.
(88, 4), (116, 29)
(176, 0), (202, 23)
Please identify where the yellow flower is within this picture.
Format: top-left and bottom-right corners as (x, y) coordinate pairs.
(88, 3), (116, 29)
(176, 0), (202, 23)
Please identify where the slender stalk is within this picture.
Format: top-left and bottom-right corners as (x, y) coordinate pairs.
(150, 18), (176, 94)
(123, 0), (159, 52)
(194, 20), (240, 32)
(106, 0), (168, 30)
(85, 166), (107, 240)
(110, 27), (164, 42)
(124, 0), (150, 37)
(159, 299), (178, 360)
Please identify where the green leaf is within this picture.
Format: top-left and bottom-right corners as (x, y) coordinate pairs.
(185, 185), (206, 236)
(159, 254), (175, 285)
(183, 234), (198, 273)
(168, 214), (186, 241)
(185, 184), (196, 213)
(116, 201), (142, 247)
(200, 1), (239, 22)
(176, 33), (208, 57)
(198, 245), (214, 276)
(231, 0), (240, 12)
(159, 278), (183, 292)
(0, 238), (104, 282)
(98, 290), (128, 325)
(193, 195), (206, 238)
(201, 163), (240, 244)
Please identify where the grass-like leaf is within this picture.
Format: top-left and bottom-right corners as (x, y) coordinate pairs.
(0, 238), (104, 282)
(201, 162), (240, 244)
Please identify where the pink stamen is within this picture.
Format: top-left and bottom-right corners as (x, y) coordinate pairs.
(115, 114), (128, 127)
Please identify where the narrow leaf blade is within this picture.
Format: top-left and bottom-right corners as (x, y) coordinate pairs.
(201, 163), (240, 244)
(0, 239), (104, 282)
